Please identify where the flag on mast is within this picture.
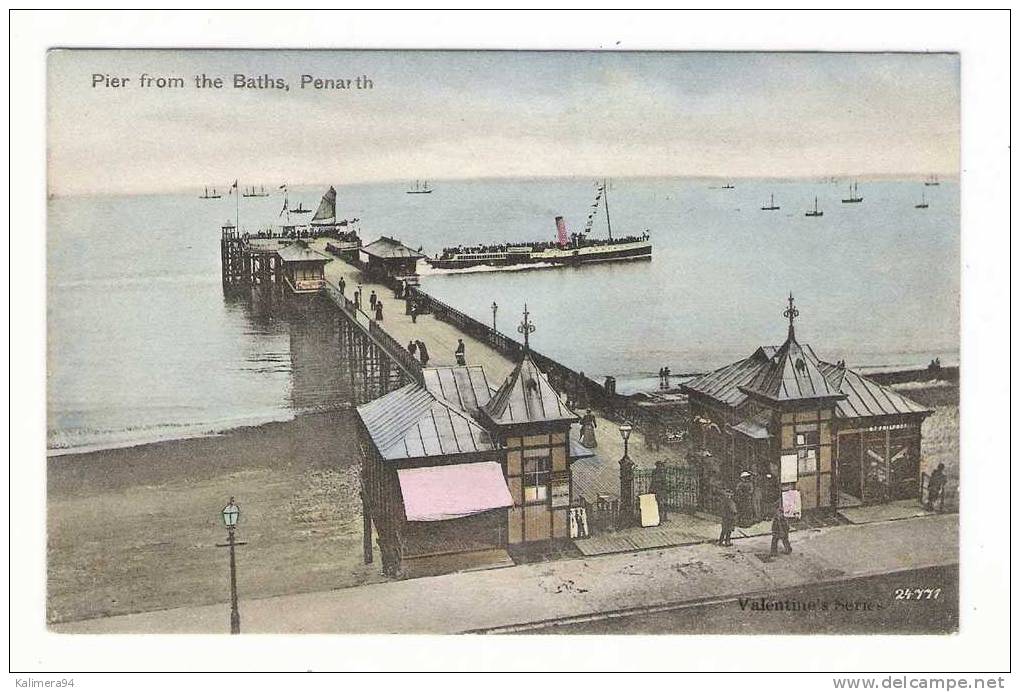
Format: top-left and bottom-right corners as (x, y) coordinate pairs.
(229, 179), (238, 195)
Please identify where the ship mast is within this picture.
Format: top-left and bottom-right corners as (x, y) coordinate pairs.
(603, 178), (613, 241)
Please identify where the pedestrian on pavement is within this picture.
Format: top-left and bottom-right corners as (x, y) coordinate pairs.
(735, 471), (755, 527)
(650, 460), (668, 522)
(455, 338), (466, 365)
(926, 463), (947, 512)
(417, 340), (430, 367)
(763, 471), (780, 521)
(407, 340), (417, 356)
(579, 409), (598, 448)
(770, 500), (792, 556)
(369, 290), (377, 310)
(718, 490), (736, 547)
(375, 300), (384, 321)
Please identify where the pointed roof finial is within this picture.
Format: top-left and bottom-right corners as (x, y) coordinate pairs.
(784, 292), (799, 341)
(517, 303), (536, 351)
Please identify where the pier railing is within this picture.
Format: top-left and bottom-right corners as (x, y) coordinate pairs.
(322, 280), (424, 383)
(404, 284), (671, 431)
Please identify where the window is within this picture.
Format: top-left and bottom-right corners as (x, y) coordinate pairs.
(798, 448), (817, 474)
(523, 455), (551, 503)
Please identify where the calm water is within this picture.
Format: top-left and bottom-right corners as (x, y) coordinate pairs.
(47, 177), (958, 453)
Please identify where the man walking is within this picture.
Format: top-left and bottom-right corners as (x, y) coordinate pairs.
(410, 301), (418, 324)
(375, 300), (384, 321)
(455, 338), (466, 365)
(770, 500), (792, 557)
(718, 489), (736, 547)
(369, 290), (377, 310)
(417, 340), (430, 367)
(926, 463), (947, 512)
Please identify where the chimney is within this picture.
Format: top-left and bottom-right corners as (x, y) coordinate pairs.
(555, 216), (569, 248)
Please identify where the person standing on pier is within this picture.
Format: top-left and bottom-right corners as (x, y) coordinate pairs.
(579, 409), (598, 448)
(410, 301), (418, 324)
(455, 339), (466, 366)
(339, 276), (346, 296)
(407, 340), (417, 357)
(417, 340), (430, 367)
(375, 300), (384, 321)
(354, 284), (362, 309)
(663, 366), (671, 389)
(369, 290), (377, 311)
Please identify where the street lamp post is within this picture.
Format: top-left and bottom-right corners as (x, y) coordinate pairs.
(491, 301), (498, 331)
(618, 423), (635, 528)
(216, 497), (246, 634)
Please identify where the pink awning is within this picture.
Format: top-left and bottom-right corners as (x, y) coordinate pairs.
(398, 461), (513, 522)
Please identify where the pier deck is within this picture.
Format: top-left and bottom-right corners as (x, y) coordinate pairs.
(308, 239), (653, 499)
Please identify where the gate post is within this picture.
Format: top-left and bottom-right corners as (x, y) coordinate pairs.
(619, 457), (635, 528)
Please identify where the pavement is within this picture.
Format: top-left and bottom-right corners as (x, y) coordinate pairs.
(54, 512), (957, 634)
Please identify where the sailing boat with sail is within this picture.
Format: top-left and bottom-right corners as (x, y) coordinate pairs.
(406, 180), (433, 194)
(200, 186), (222, 199)
(805, 196), (823, 217)
(243, 184), (270, 198)
(761, 193), (780, 211)
(841, 181), (863, 203)
(915, 190), (929, 209)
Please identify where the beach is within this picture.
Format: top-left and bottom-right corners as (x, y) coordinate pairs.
(47, 409), (385, 625)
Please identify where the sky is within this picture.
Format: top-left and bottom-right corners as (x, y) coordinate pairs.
(47, 50), (960, 195)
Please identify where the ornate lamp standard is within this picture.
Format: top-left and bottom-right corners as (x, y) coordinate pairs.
(216, 497), (246, 634)
(491, 301), (498, 331)
(618, 423), (635, 527)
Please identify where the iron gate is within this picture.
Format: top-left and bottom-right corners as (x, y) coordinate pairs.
(633, 464), (700, 512)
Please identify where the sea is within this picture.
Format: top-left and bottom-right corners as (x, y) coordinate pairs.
(47, 177), (959, 455)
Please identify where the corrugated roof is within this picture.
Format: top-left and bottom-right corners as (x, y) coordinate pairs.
(276, 243), (330, 263)
(681, 349), (773, 407)
(356, 383), (495, 461)
(361, 236), (426, 260)
(732, 409), (772, 439)
(741, 336), (843, 403)
(817, 362), (932, 419)
(421, 366), (492, 416)
(483, 353), (577, 426)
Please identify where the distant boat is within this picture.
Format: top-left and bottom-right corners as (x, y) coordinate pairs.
(291, 202), (311, 214)
(200, 186), (222, 200)
(407, 180), (433, 195)
(805, 196), (823, 217)
(915, 190), (929, 209)
(924, 174), (940, 187)
(761, 193), (780, 211)
(243, 184), (270, 198)
(841, 181), (863, 204)
(721, 183), (735, 189)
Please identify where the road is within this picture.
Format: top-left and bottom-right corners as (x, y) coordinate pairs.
(520, 565), (958, 635)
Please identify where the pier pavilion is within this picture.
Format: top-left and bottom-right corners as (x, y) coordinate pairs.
(356, 309), (592, 577)
(358, 236), (425, 281)
(681, 295), (932, 515)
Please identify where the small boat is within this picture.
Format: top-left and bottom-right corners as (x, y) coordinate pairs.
(915, 190), (929, 209)
(805, 196), (823, 217)
(761, 193), (780, 211)
(406, 179), (433, 195)
(200, 186), (222, 200)
(924, 174), (940, 187)
(291, 203), (311, 214)
(841, 181), (863, 203)
(243, 185), (270, 198)
(721, 183), (735, 189)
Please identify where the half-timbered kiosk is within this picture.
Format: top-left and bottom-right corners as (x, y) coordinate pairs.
(681, 296), (932, 515)
(356, 308), (585, 576)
